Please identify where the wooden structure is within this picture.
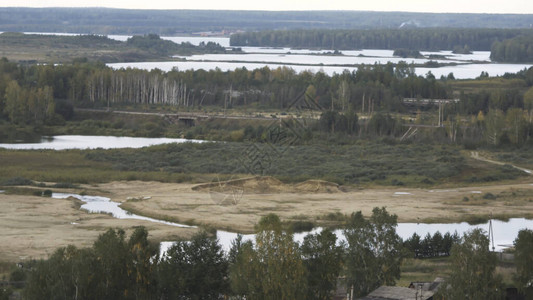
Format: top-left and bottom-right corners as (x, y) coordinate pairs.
(402, 98), (460, 127)
(356, 278), (443, 300)
(357, 286), (435, 300)
(162, 113), (209, 126)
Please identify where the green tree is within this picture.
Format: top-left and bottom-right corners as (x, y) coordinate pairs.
(484, 109), (506, 145)
(92, 228), (130, 299)
(127, 227), (159, 299)
(230, 214), (307, 300)
(4, 80), (26, 124)
(255, 214), (307, 300)
(514, 229), (533, 293)
(524, 86), (533, 140)
(343, 207), (403, 298)
(436, 228), (503, 300)
(506, 108), (526, 145)
(229, 238), (261, 298)
(301, 228), (343, 300)
(23, 245), (101, 300)
(159, 231), (228, 300)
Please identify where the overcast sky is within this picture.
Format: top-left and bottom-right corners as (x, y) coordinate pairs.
(1, 0), (533, 14)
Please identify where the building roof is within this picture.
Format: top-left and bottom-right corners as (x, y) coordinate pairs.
(409, 277), (444, 292)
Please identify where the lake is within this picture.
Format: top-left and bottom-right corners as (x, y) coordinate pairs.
(106, 42), (531, 79)
(0, 135), (203, 150)
(109, 59), (532, 79)
(18, 33), (532, 79)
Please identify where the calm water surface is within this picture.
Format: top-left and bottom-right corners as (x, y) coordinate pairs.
(20, 33), (528, 79)
(52, 193), (195, 228)
(0, 135), (203, 150)
(51, 192), (533, 253)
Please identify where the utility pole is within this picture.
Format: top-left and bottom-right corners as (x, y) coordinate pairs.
(488, 212), (495, 252)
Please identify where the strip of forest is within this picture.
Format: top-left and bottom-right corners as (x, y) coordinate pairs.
(1, 8), (533, 34)
(230, 28), (533, 51)
(1, 58), (533, 148)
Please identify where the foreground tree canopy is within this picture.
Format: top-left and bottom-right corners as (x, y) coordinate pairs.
(513, 229), (533, 293)
(17, 209), (411, 300)
(343, 207), (404, 298)
(13, 209), (533, 299)
(436, 228), (503, 300)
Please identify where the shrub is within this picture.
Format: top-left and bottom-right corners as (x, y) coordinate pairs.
(51, 182), (79, 188)
(482, 192), (497, 200)
(288, 221), (315, 233)
(1, 177), (33, 186)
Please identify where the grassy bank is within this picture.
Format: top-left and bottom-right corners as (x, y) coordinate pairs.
(0, 139), (527, 187)
(398, 255), (517, 288)
(0, 149), (195, 184)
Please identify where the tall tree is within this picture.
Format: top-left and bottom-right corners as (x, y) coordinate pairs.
(301, 228), (343, 300)
(484, 109), (506, 145)
(513, 229), (533, 294)
(4, 80), (26, 124)
(436, 228), (503, 300)
(343, 207), (403, 299)
(230, 214), (308, 300)
(127, 227), (159, 300)
(159, 231), (228, 300)
(92, 228), (130, 299)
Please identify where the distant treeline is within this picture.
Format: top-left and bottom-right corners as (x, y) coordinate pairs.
(491, 35), (533, 63)
(1, 8), (533, 35)
(0, 58), (453, 122)
(230, 28), (533, 51)
(404, 231), (460, 258)
(2, 58), (533, 146)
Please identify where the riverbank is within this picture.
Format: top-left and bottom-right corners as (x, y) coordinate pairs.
(0, 192), (196, 262)
(1, 177), (532, 262)
(101, 179), (533, 233)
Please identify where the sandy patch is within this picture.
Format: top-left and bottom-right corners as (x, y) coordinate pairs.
(0, 193), (196, 262)
(97, 179), (533, 233)
(2, 177), (532, 261)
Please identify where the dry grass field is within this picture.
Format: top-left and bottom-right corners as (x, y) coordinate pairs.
(2, 176), (531, 262)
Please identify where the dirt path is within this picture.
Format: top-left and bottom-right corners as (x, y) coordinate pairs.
(471, 151), (532, 175)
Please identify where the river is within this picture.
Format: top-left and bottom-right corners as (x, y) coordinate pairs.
(51, 192), (533, 253)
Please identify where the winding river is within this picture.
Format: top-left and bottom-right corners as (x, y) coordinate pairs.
(52, 192), (533, 253)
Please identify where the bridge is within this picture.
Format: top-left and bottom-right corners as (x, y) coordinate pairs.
(75, 108), (277, 126)
(402, 98), (460, 106)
